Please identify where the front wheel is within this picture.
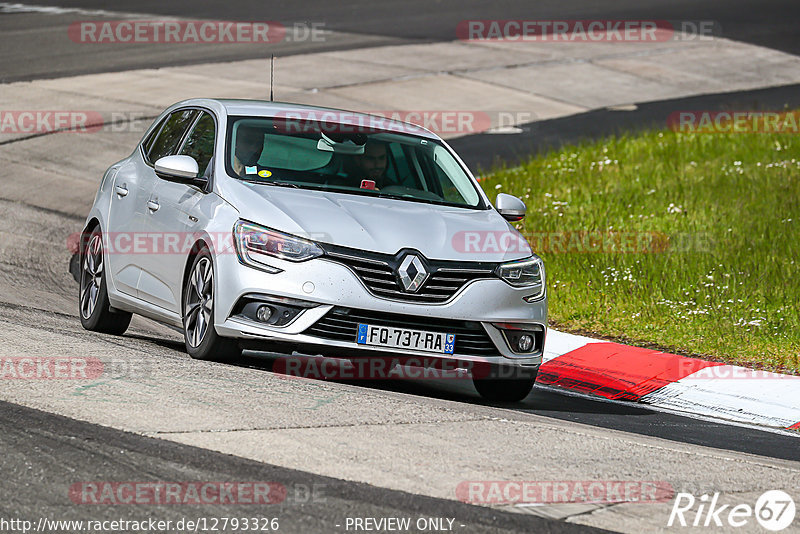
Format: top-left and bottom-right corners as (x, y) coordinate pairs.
(182, 249), (241, 361)
(473, 366), (538, 402)
(79, 227), (132, 335)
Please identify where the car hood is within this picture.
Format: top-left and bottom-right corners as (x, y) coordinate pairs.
(219, 180), (531, 262)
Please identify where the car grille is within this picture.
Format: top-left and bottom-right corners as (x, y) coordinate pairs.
(320, 244), (496, 303)
(304, 307), (499, 356)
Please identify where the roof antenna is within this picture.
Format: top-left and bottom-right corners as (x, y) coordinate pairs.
(269, 54), (275, 102)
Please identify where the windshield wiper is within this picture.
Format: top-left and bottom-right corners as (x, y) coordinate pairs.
(243, 178), (300, 189)
(265, 180), (300, 188)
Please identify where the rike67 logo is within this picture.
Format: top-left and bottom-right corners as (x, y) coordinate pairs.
(669, 490), (796, 531)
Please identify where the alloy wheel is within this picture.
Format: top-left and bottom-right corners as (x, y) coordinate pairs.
(80, 233), (103, 319)
(185, 257), (213, 347)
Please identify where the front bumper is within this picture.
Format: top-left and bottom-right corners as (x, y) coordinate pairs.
(214, 251), (546, 367)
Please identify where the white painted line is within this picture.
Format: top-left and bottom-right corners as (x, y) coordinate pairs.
(536, 383), (800, 439)
(542, 329), (606, 363)
(641, 366), (800, 428)
(543, 329), (800, 429)
(0, 2), (168, 18)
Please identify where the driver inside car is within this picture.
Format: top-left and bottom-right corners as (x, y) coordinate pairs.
(233, 125), (268, 177)
(346, 140), (391, 189)
(340, 140), (447, 201)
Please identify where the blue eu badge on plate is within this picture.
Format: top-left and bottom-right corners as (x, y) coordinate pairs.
(357, 324), (368, 344)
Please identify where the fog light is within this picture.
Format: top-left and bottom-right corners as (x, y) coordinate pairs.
(517, 334), (534, 352)
(256, 305), (273, 322)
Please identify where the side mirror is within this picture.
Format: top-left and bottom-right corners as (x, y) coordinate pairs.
(496, 193), (527, 222)
(154, 155), (206, 187)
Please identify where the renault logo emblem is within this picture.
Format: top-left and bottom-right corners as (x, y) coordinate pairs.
(397, 255), (428, 292)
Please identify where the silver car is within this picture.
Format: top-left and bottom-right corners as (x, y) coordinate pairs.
(78, 99), (547, 401)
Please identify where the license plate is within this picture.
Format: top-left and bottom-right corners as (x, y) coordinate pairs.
(356, 324), (455, 354)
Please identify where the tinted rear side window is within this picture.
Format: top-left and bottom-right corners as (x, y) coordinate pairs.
(142, 116), (168, 156)
(147, 109), (198, 163)
(179, 112), (216, 176)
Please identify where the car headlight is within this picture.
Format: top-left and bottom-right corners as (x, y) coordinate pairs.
(496, 256), (545, 298)
(233, 220), (323, 273)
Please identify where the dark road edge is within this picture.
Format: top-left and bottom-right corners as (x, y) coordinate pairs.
(449, 83), (800, 172)
(0, 398), (609, 533)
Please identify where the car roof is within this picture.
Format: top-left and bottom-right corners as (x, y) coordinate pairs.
(192, 98), (440, 140)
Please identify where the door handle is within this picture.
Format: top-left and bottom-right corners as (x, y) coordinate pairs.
(115, 185), (129, 197)
(147, 200), (160, 212)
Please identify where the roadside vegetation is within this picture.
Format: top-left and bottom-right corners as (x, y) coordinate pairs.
(482, 127), (799, 372)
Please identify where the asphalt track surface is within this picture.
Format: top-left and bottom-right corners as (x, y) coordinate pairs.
(2, 0), (799, 81)
(0, 1), (799, 531)
(0, 400), (607, 534)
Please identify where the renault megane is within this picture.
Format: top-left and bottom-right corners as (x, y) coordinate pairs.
(78, 99), (546, 401)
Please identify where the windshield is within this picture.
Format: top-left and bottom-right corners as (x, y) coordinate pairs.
(225, 116), (485, 209)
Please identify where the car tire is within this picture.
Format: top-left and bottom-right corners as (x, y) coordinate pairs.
(79, 227), (133, 335)
(182, 248), (241, 361)
(473, 366), (538, 402)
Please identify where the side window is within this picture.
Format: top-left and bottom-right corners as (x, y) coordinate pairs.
(428, 145), (479, 205)
(179, 112), (216, 176)
(147, 109), (198, 163)
(142, 116), (167, 156)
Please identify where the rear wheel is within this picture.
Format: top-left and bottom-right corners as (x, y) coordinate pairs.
(79, 228), (132, 335)
(473, 366), (538, 402)
(183, 249), (241, 361)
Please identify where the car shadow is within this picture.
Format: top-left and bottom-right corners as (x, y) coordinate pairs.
(112, 330), (798, 461)
(235, 350), (652, 417)
(120, 333), (187, 352)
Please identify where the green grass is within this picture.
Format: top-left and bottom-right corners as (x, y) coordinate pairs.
(481, 128), (800, 373)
